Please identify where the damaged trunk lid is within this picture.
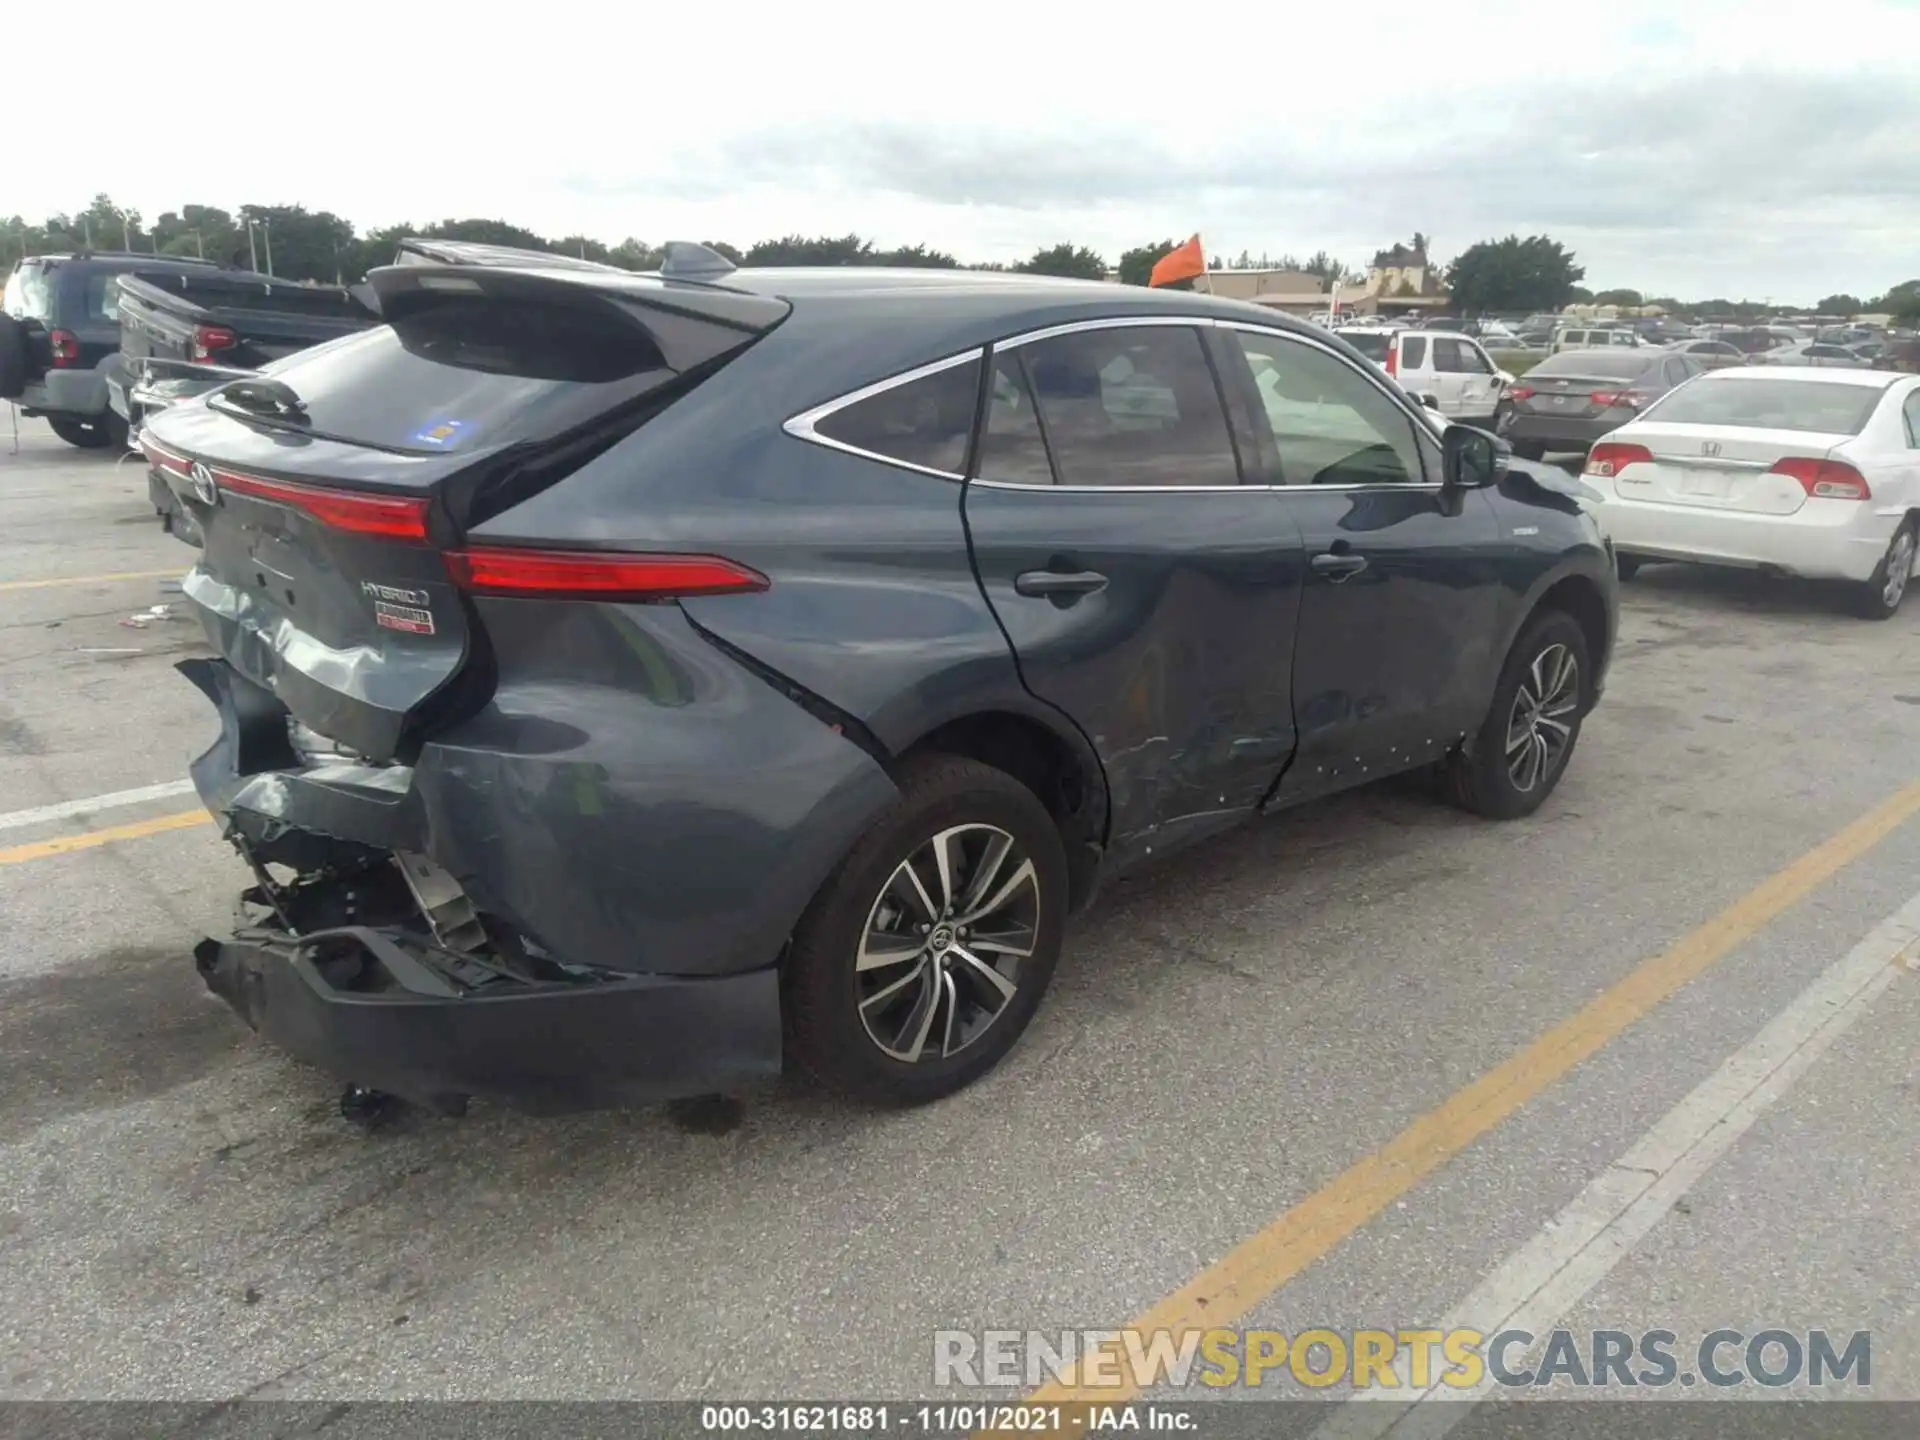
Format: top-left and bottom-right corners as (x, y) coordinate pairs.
(144, 261), (788, 762)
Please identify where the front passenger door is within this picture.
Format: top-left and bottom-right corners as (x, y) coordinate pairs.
(1222, 325), (1504, 806)
(963, 322), (1308, 865)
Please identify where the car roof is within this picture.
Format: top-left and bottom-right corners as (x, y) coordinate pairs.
(1693, 365), (1902, 388)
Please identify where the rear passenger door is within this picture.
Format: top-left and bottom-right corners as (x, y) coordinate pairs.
(1436, 337), (1500, 421)
(1218, 324), (1504, 805)
(962, 320), (1308, 865)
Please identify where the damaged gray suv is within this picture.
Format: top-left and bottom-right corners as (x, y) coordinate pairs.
(147, 242), (1616, 1116)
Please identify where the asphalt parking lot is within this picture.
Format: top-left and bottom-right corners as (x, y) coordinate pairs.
(4, 413), (1920, 1417)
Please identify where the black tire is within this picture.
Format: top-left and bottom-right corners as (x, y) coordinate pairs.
(1510, 439), (1547, 461)
(1445, 609), (1591, 820)
(1616, 555), (1642, 581)
(0, 314), (29, 401)
(48, 416), (113, 449)
(1850, 519), (1916, 620)
(784, 754), (1069, 1106)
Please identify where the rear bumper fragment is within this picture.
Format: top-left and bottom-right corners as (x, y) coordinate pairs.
(195, 923), (782, 1114)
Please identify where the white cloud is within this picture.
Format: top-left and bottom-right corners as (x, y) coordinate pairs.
(12, 0), (1920, 299)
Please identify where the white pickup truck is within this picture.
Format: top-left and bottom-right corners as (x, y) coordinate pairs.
(1334, 327), (1513, 430)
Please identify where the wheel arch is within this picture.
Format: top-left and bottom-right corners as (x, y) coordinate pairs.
(1498, 558), (1615, 708)
(894, 704), (1109, 913)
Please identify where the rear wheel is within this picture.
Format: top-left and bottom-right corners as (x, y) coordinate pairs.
(1510, 439), (1547, 461)
(1445, 610), (1591, 820)
(783, 755), (1068, 1106)
(48, 416), (113, 450)
(1851, 520), (1916, 620)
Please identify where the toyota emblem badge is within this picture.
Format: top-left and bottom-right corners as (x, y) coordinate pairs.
(188, 462), (219, 506)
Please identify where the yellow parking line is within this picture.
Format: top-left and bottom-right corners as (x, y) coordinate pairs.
(1020, 777), (1920, 1408)
(0, 567), (185, 593)
(0, 809), (210, 867)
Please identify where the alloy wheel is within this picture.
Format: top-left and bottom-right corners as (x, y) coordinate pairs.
(854, 823), (1042, 1064)
(1883, 528), (1916, 609)
(1505, 642), (1581, 793)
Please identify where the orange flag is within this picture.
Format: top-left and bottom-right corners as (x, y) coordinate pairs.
(1149, 235), (1206, 288)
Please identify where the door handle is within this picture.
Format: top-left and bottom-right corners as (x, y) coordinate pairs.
(1014, 569), (1108, 598)
(1310, 552), (1369, 581)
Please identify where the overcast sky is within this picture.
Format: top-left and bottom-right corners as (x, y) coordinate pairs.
(18, 0), (1920, 301)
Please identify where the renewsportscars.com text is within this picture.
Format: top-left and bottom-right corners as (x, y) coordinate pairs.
(933, 1327), (1872, 1390)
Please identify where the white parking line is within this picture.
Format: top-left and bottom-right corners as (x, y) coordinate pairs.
(0, 779), (199, 834)
(1313, 885), (1920, 1439)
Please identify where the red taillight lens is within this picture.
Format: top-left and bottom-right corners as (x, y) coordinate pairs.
(214, 468), (431, 539)
(444, 548), (769, 601)
(1589, 389), (1640, 408)
(1384, 340), (1398, 377)
(1509, 385), (1535, 402)
(1768, 456), (1872, 501)
(140, 436), (191, 476)
(49, 329), (80, 367)
(1584, 442), (1653, 477)
(190, 325), (237, 363)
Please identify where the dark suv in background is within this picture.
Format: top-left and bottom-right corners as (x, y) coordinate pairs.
(147, 244), (1616, 1117)
(0, 250), (220, 447)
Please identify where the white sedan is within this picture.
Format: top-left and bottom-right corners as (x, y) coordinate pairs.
(1580, 366), (1920, 618)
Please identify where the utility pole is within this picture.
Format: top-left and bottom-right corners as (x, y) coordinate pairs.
(262, 219), (275, 277)
(247, 221), (259, 272)
(121, 212), (132, 250)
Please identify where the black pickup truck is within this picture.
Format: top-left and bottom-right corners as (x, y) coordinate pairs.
(113, 269), (379, 540)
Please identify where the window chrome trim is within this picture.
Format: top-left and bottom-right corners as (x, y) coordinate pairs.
(970, 479), (1447, 495)
(989, 313), (1207, 351)
(782, 347), (985, 482)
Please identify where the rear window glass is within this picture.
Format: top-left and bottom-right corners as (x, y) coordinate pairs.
(1530, 351), (1653, 379)
(1339, 331), (1389, 362)
(246, 295), (681, 453)
(813, 356), (982, 476)
(1640, 378), (1885, 435)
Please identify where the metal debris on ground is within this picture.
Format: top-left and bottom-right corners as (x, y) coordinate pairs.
(120, 604), (176, 629)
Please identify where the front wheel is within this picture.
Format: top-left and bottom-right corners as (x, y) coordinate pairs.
(783, 755), (1069, 1106)
(48, 416), (113, 449)
(1850, 520), (1916, 620)
(1445, 610), (1591, 820)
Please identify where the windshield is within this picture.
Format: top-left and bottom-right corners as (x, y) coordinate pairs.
(1339, 331), (1390, 361)
(1640, 377), (1884, 434)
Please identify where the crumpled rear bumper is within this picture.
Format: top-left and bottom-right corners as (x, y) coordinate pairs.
(194, 924), (780, 1114)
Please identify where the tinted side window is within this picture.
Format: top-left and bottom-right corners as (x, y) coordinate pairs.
(4, 265), (52, 321)
(1903, 391), (1920, 448)
(977, 353), (1054, 485)
(1432, 338), (1467, 372)
(1400, 335), (1429, 370)
(1015, 326), (1238, 488)
(1460, 341), (1494, 374)
(813, 355), (983, 476)
(1233, 330), (1426, 487)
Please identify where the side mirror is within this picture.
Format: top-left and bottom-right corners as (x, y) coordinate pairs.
(1443, 423), (1509, 488)
(1416, 391), (1441, 411)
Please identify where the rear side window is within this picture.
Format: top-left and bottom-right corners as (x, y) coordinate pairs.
(814, 355), (982, 476)
(1013, 325), (1238, 488)
(4, 264), (52, 321)
(1902, 390), (1920, 447)
(247, 295), (710, 455)
(1642, 378), (1884, 435)
(1399, 335), (1428, 370)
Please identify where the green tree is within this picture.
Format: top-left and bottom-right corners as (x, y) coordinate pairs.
(1015, 243), (1107, 280)
(1301, 251), (1351, 290)
(744, 234), (874, 266)
(1117, 240), (1186, 288)
(1815, 293), (1863, 316)
(233, 204), (359, 280)
(870, 243), (959, 268)
(1445, 235), (1586, 315)
(1874, 280), (1920, 325)
(1592, 288), (1643, 307)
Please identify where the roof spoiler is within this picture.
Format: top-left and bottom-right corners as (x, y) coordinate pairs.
(363, 262), (789, 370)
(391, 237), (625, 273)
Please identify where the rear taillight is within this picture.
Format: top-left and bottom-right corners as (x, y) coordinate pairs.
(1589, 390), (1640, 409)
(1384, 339), (1398, 377)
(1584, 442), (1653, 477)
(48, 329), (80, 368)
(1509, 385), (1535, 402)
(444, 548), (769, 600)
(214, 469), (431, 539)
(190, 325), (237, 363)
(1768, 456), (1872, 501)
